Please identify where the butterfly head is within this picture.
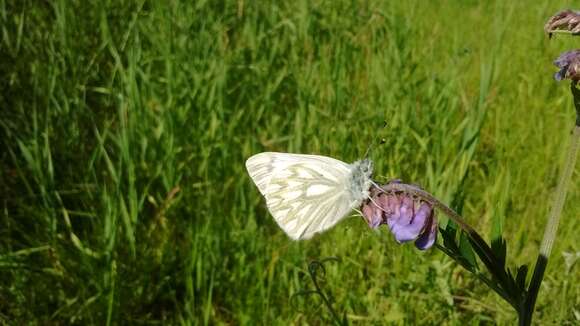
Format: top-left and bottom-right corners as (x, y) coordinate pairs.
(349, 158), (373, 202)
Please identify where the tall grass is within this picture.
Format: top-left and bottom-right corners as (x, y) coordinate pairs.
(0, 0), (578, 324)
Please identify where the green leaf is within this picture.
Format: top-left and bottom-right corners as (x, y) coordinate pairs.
(441, 222), (459, 252)
(490, 170), (509, 268)
(459, 232), (478, 271)
(467, 236), (510, 292)
(490, 213), (504, 248)
(515, 264), (529, 291)
(491, 237), (507, 269)
(467, 234), (519, 306)
(450, 170), (469, 216)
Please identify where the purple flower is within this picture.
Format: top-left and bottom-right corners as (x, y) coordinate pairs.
(544, 10), (580, 37)
(361, 183), (438, 250)
(554, 50), (580, 81)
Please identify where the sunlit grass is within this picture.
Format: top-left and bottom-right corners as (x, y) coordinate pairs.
(0, 0), (578, 324)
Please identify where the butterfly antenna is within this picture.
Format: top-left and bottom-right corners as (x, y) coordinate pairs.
(362, 144), (373, 160)
(362, 120), (389, 159)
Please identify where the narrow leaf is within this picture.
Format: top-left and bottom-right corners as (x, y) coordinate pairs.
(459, 232), (478, 271)
(491, 237), (507, 269)
(516, 264), (529, 291)
(441, 223), (459, 252)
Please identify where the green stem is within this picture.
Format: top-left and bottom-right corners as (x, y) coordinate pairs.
(522, 83), (580, 326)
(308, 258), (344, 325)
(539, 128), (579, 255)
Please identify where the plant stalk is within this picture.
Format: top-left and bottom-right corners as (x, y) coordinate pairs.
(522, 83), (580, 326)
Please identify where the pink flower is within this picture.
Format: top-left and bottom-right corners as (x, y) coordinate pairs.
(361, 183), (438, 250)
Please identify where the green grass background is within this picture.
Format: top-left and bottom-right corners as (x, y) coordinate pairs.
(1, 0), (579, 324)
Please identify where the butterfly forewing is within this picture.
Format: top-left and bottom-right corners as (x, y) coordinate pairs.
(246, 152), (358, 240)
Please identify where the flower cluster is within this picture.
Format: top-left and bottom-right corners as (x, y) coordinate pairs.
(553, 50), (580, 81)
(545, 10), (580, 82)
(360, 182), (438, 250)
(544, 10), (580, 37)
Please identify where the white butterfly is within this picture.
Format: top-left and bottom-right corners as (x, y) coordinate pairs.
(245, 152), (373, 240)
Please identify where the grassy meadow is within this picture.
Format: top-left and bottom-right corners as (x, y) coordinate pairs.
(1, 0), (579, 324)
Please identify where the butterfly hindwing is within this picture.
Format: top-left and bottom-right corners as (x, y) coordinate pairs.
(246, 152), (358, 239)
